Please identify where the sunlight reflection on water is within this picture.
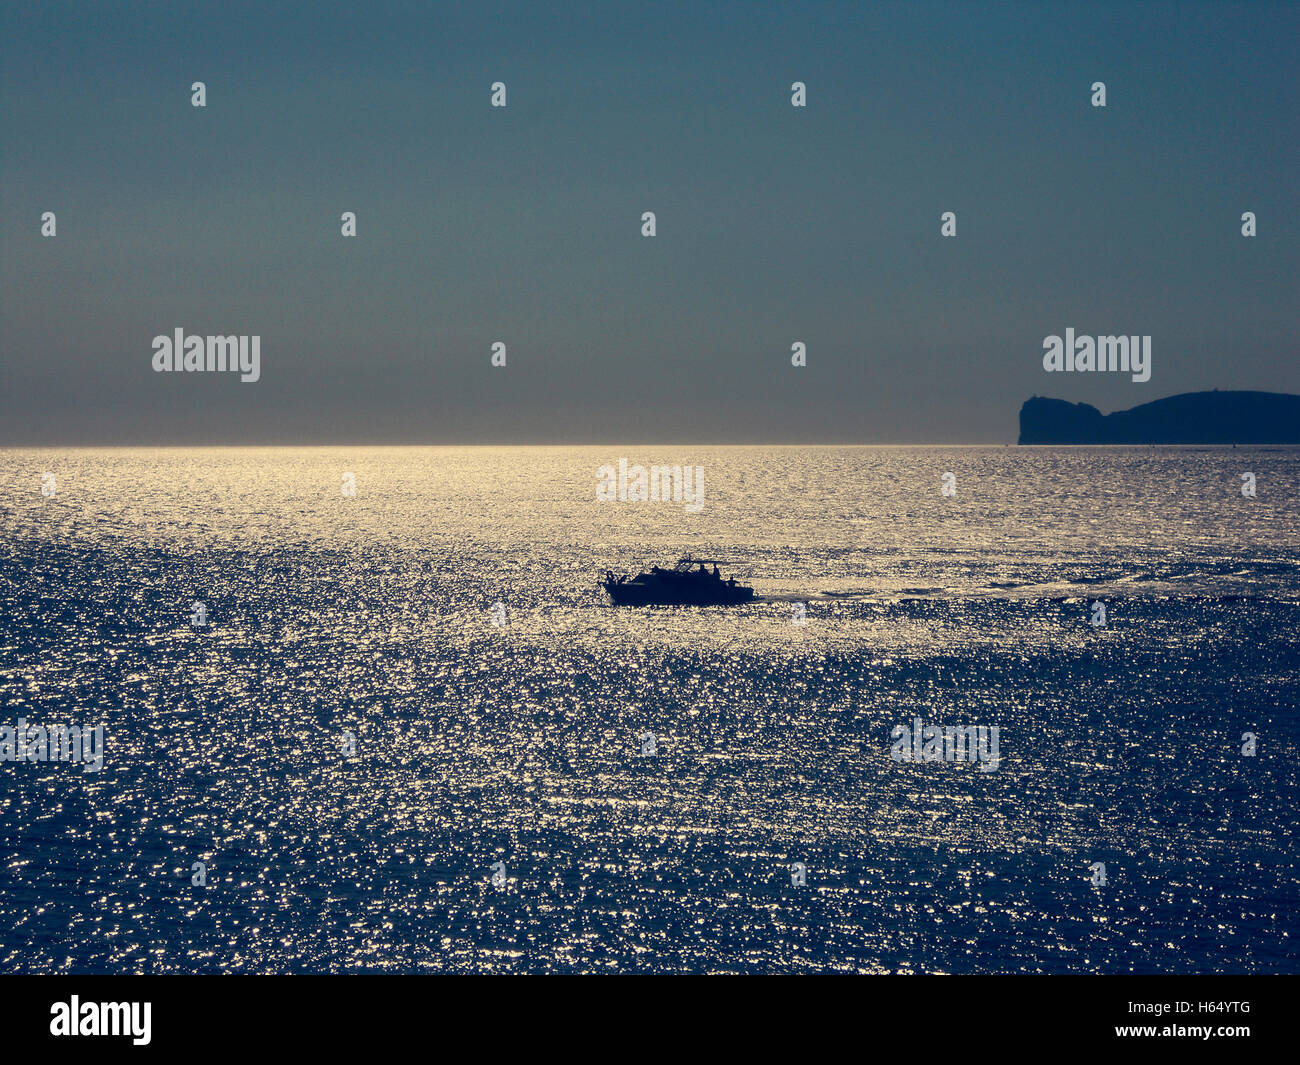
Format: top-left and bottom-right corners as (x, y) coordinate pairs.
(1, 447), (1297, 971)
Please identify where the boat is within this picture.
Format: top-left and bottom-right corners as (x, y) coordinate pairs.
(602, 557), (756, 606)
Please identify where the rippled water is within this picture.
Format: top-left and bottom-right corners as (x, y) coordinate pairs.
(1, 446), (1297, 972)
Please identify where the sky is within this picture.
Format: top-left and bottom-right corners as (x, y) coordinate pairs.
(1, 0), (1296, 444)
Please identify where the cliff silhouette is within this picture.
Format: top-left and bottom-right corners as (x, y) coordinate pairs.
(1018, 390), (1300, 444)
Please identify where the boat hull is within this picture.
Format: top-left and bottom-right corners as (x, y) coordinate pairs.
(603, 579), (755, 606)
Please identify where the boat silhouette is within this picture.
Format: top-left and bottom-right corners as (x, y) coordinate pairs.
(602, 557), (756, 606)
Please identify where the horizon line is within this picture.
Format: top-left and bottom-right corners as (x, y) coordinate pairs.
(7, 441), (1300, 450)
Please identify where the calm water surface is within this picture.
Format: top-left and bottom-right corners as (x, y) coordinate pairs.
(1, 446), (1297, 972)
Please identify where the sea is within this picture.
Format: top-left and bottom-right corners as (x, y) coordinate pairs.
(1, 446), (1297, 973)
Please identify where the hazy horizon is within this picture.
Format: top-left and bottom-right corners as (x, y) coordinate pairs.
(2, 387), (1296, 447)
